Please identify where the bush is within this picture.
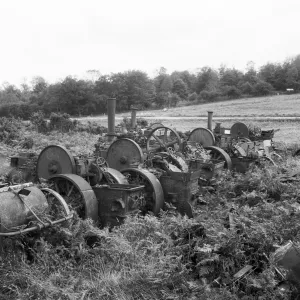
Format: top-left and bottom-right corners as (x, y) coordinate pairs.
(170, 93), (181, 107)
(199, 90), (220, 101)
(0, 116), (22, 143)
(30, 111), (49, 133)
(49, 113), (76, 132)
(155, 91), (169, 108)
(239, 81), (255, 95)
(75, 121), (106, 134)
(253, 80), (274, 96)
(188, 92), (198, 101)
(120, 117), (149, 129)
(222, 85), (242, 98)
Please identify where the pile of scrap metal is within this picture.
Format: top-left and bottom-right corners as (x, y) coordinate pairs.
(187, 111), (281, 172)
(0, 100), (227, 240)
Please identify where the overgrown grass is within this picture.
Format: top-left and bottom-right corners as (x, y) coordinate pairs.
(1, 118), (300, 299)
(1, 155), (300, 299)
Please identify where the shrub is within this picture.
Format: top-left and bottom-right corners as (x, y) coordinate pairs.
(253, 80), (274, 96)
(188, 92), (198, 101)
(239, 81), (255, 95)
(75, 121), (106, 134)
(120, 117), (149, 129)
(222, 85), (242, 98)
(30, 111), (49, 133)
(199, 90), (220, 101)
(49, 113), (75, 132)
(0, 116), (22, 143)
(170, 93), (181, 107)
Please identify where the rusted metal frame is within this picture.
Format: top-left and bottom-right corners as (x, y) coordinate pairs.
(0, 214), (73, 236)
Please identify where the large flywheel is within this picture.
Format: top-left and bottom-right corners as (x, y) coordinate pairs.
(49, 174), (98, 224)
(204, 146), (232, 170)
(187, 127), (215, 147)
(230, 122), (249, 138)
(146, 126), (182, 153)
(37, 145), (76, 181)
(121, 168), (164, 216)
(106, 138), (144, 171)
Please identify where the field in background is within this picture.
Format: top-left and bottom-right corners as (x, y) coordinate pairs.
(76, 93), (300, 145)
(140, 94), (300, 117)
(78, 94), (300, 120)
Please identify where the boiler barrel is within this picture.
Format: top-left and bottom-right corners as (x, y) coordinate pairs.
(0, 186), (48, 233)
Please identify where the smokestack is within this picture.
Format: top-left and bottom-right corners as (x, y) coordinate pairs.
(107, 98), (116, 141)
(131, 107), (138, 129)
(207, 111), (213, 131)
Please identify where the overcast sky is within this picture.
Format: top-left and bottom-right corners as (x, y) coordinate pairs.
(0, 0), (299, 86)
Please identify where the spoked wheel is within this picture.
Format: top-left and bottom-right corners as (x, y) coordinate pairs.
(204, 146), (232, 170)
(96, 157), (109, 168)
(49, 174), (98, 224)
(41, 188), (72, 220)
(146, 126), (182, 153)
(121, 168), (164, 216)
(253, 156), (277, 168)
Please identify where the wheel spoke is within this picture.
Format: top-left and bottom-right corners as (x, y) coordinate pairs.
(163, 128), (168, 144)
(54, 181), (60, 194)
(152, 134), (165, 149)
(67, 184), (75, 197)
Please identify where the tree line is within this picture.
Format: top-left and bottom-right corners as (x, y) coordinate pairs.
(0, 54), (300, 119)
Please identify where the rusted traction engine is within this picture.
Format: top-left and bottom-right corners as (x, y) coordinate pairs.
(1, 100), (225, 235)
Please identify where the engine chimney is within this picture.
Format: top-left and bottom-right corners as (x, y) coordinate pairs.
(131, 107), (138, 129)
(207, 111), (213, 131)
(107, 98), (116, 141)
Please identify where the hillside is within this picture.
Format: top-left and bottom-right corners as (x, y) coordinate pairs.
(127, 94), (300, 118)
(78, 94), (300, 144)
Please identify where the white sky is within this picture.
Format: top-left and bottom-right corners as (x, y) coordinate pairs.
(0, 0), (299, 86)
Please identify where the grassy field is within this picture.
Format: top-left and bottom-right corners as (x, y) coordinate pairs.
(1, 95), (300, 299)
(75, 94), (300, 144)
(133, 94), (300, 117)
(78, 94), (300, 120)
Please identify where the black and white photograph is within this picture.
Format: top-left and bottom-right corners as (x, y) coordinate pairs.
(0, 0), (300, 299)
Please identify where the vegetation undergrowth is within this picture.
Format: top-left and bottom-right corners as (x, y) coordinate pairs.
(1, 156), (300, 299)
(1, 118), (300, 299)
